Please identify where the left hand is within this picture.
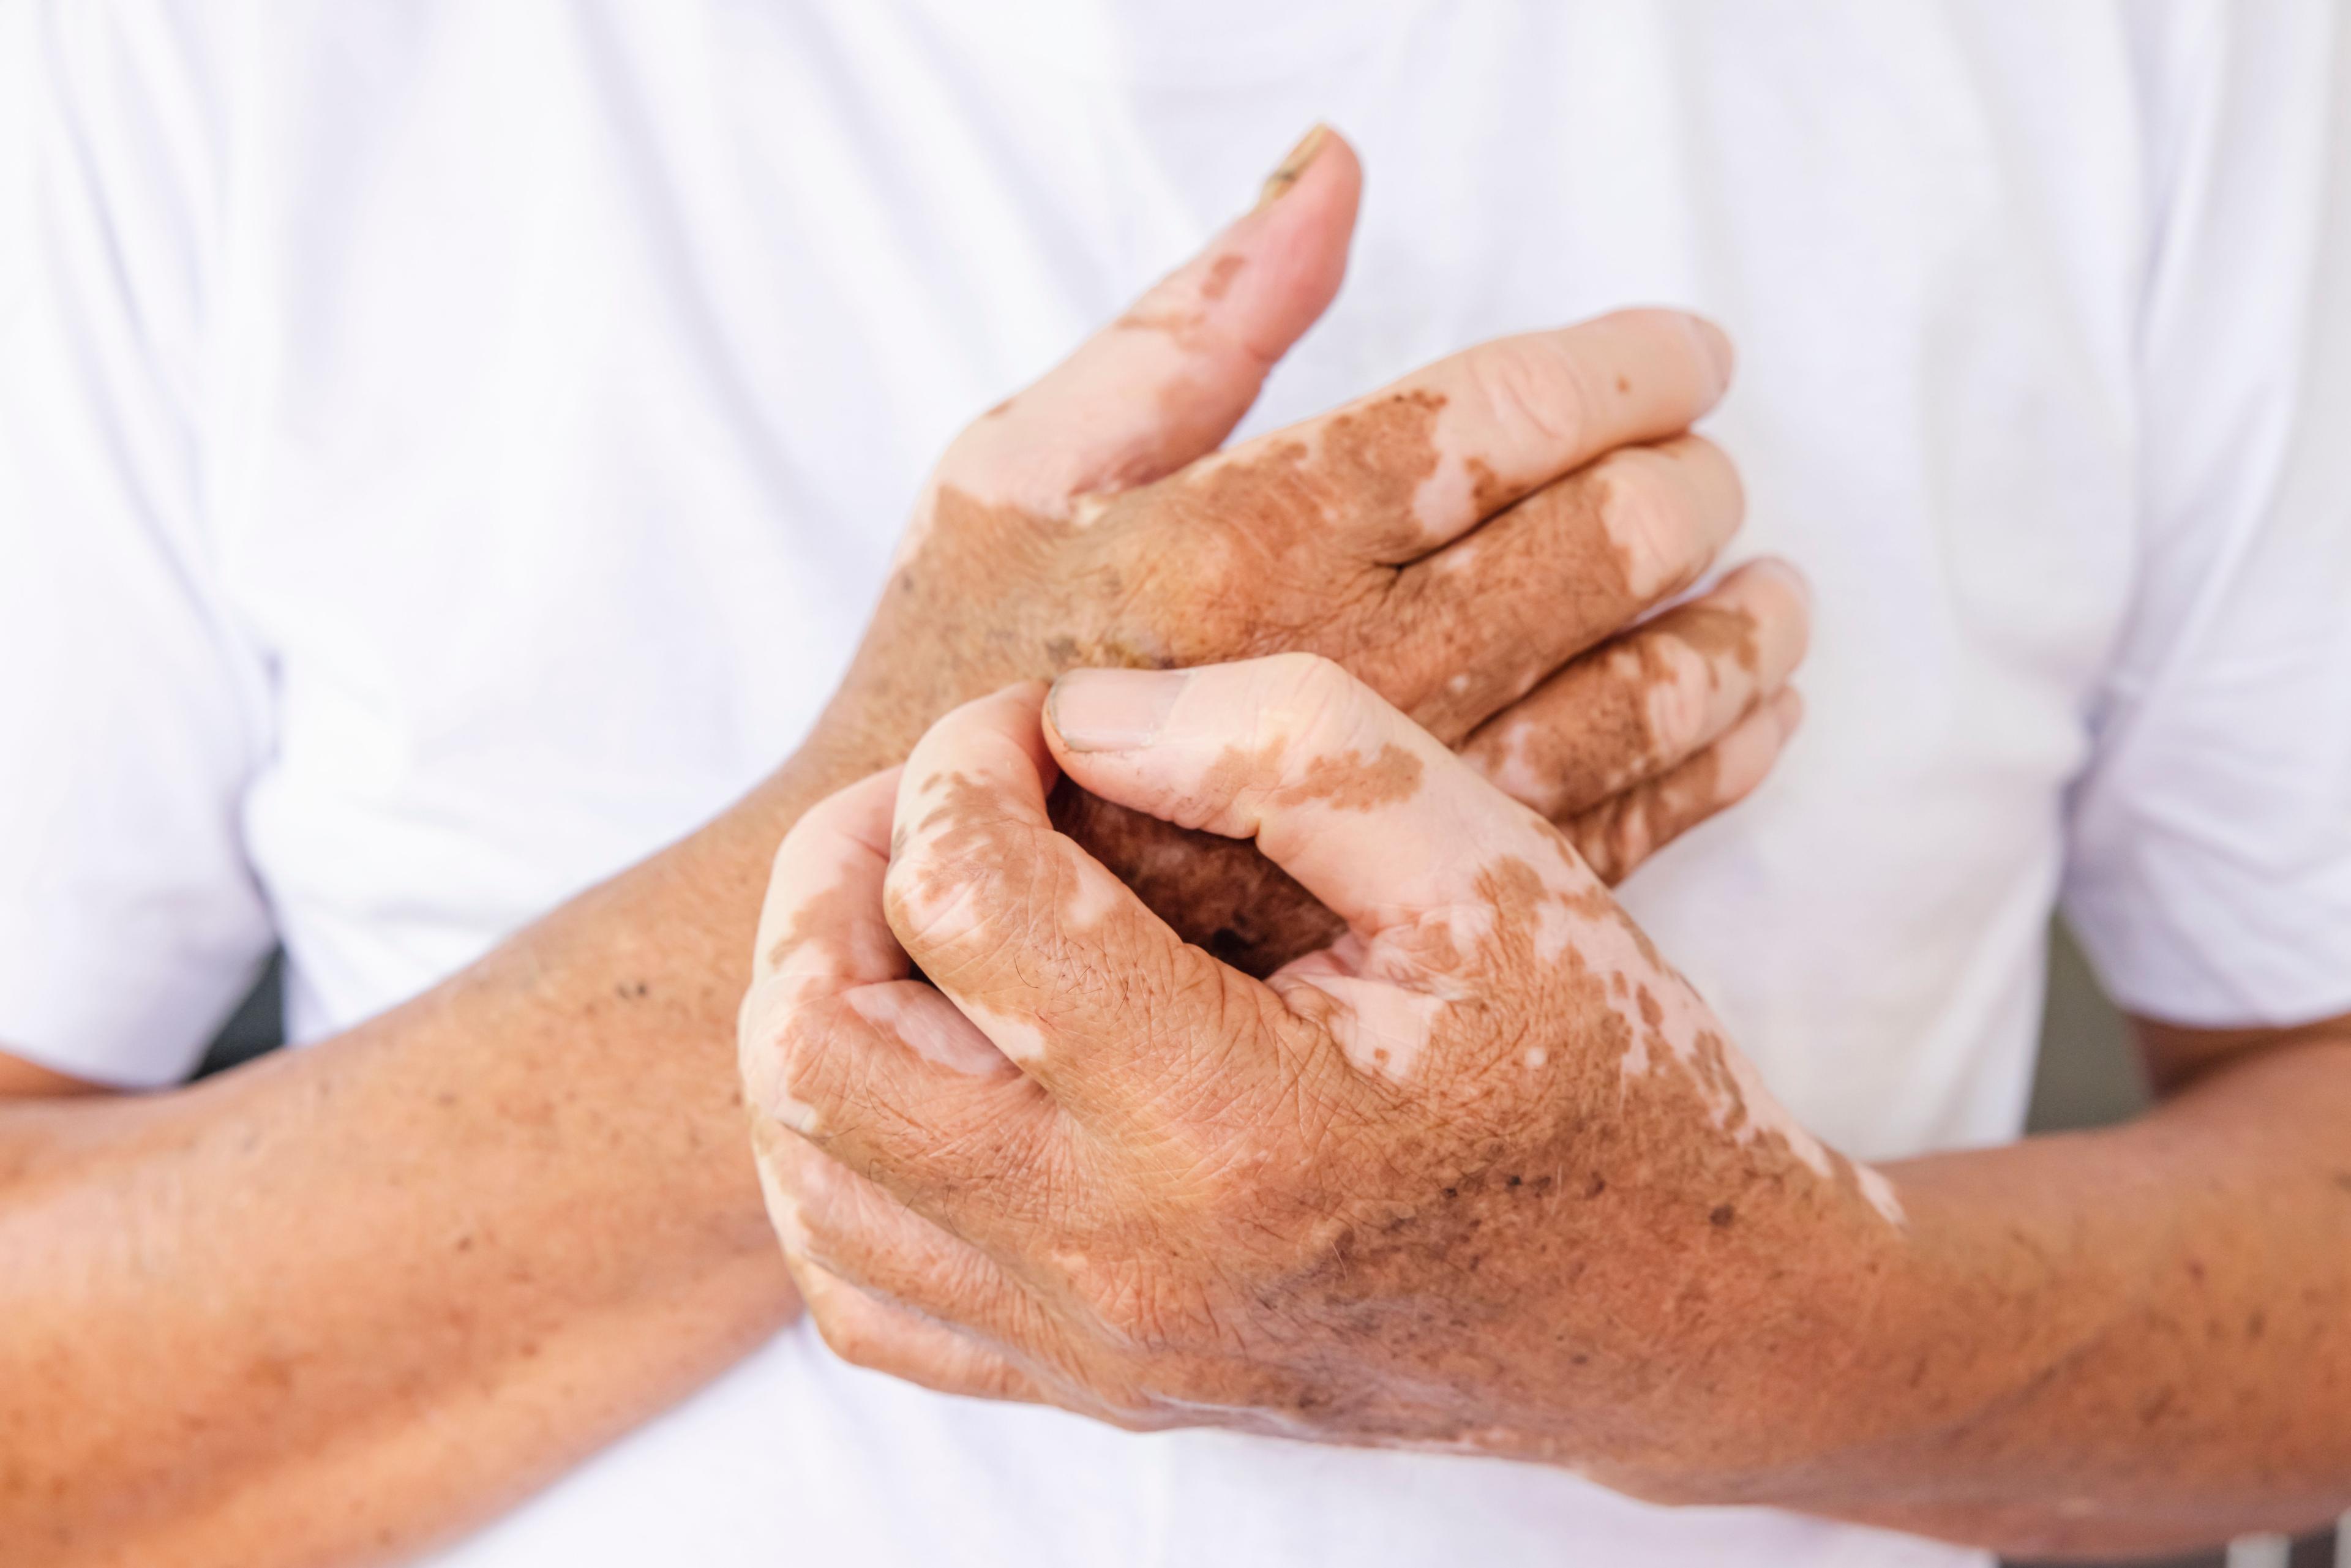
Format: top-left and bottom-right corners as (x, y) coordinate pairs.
(740, 653), (1905, 1489)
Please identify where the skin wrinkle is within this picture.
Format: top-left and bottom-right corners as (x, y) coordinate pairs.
(743, 267), (1881, 1508)
(806, 297), (1768, 987)
(834, 452), (1753, 978)
(762, 664), (1920, 1490)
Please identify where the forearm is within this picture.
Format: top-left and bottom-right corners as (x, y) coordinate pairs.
(0, 751), (860, 1568)
(1696, 1024), (2351, 1557)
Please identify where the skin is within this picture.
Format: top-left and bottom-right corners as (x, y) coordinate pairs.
(0, 131), (1804, 1566)
(744, 654), (2351, 1561)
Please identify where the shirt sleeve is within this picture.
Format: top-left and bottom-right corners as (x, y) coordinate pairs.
(0, 1), (276, 1087)
(2061, 2), (2351, 1029)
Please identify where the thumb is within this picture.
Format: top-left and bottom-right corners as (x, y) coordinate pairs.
(953, 126), (1362, 511)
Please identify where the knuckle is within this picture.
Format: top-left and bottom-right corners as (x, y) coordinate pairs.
(1472, 337), (1592, 455)
(1260, 650), (1361, 733)
(1644, 648), (1715, 756)
(1585, 451), (1690, 596)
(814, 1301), (888, 1370)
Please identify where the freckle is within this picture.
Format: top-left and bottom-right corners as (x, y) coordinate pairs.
(1708, 1204), (1735, 1228)
(1614, 375), (1631, 395)
(1583, 1174), (1607, 1199)
(1635, 986), (1662, 1029)
(1441, 1187), (1458, 1201)
(983, 396), (1016, 419)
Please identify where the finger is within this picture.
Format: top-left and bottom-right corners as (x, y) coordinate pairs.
(1185, 306), (1733, 566)
(1046, 654), (1609, 1084)
(1566, 688), (1803, 884)
(740, 762), (1049, 1206)
(795, 1262), (1047, 1405)
(759, 1120), (1060, 1399)
(947, 126), (1362, 511)
(883, 682), (1319, 1127)
(748, 765), (906, 991)
(1458, 557), (1810, 811)
(1388, 437), (1748, 740)
(757, 1112), (1032, 1406)
(1044, 653), (1569, 946)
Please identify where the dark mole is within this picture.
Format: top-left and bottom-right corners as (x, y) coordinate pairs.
(1582, 1174), (1607, 1199)
(613, 980), (650, 1000)
(1708, 1203), (1736, 1228)
(1504, 1173), (1523, 1188)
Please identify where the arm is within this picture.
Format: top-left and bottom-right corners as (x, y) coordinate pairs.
(1796, 1014), (2351, 1557)
(1, 131), (1792, 1566)
(744, 654), (2351, 1564)
(0, 764), (823, 1567)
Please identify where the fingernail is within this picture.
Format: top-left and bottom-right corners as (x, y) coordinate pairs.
(1688, 315), (1736, 396)
(1256, 124), (1331, 210)
(1047, 667), (1189, 752)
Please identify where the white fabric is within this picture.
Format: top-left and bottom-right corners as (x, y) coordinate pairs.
(3, 2), (2349, 1564)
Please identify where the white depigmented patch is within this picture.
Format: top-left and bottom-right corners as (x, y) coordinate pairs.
(1533, 863), (1853, 1188)
(1710, 1036), (1834, 1180)
(1059, 847), (1124, 932)
(1532, 896), (1580, 966)
(847, 985), (1005, 1075)
(1523, 1045), (1549, 1070)
(737, 984), (825, 1136)
(1852, 1162), (1907, 1226)
(1445, 672), (1471, 697)
(1408, 455), (1488, 547)
(967, 1001), (1050, 1065)
(1639, 639), (1713, 749)
(1295, 972), (1443, 1083)
(887, 490), (942, 570)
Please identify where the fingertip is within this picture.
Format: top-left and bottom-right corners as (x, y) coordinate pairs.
(896, 681), (1059, 825)
(1742, 554), (1812, 614)
(1687, 315), (1736, 399)
(1770, 685), (1805, 742)
(1714, 556), (1812, 685)
(1220, 126), (1360, 362)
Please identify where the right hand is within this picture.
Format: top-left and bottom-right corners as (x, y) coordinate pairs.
(802, 127), (1804, 975)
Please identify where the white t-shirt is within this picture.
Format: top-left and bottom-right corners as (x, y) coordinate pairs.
(5, 2), (2350, 1564)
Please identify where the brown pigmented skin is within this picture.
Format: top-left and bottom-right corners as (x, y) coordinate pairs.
(803, 388), (1714, 975)
(846, 741), (1899, 1482)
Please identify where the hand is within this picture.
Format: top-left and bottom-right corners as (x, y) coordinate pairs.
(742, 655), (1902, 1493)
(802, 127), (1799, 974)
